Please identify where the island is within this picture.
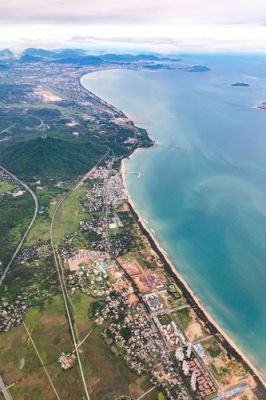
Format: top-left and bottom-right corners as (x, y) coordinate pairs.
(187, 65), (211, 72)
(257, 101), (266, 110)
(0, 48), (265, 400)
(231, 82), (250, 87)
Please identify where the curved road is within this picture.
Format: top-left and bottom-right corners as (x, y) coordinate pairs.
(0, 165), (38, 287)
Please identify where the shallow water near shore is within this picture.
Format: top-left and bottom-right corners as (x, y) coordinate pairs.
(81, 54), (266, 378)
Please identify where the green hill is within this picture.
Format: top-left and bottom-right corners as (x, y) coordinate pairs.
(0, 136), (106, 178)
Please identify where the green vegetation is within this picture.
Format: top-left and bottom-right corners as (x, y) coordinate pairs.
(209, 363), (230, 384)
(0, 180), (16, 193)
(89, 299), (105, 319)
(0, 295), (85, 400)
(67, 292), (154, 400)
(52, 186), (87, 245)
(0, 253), (58, 305)
(79, 327), (151, 400)
(158, 313), (172, 325)
(69, 292), (94, 337)
(74, 229), (102, 248)
(171, 308), (192, 331)
(0, 191), (34, 268)
(204, 337), (222, 358)
(27, 214), (51, 243)
(0, 136), (106, 179)
(27, 185), (63, 244)
(0, 59), (155, 400)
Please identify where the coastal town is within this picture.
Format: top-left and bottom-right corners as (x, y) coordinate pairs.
(0, 51), (265, 400)
(55, 162), (261, 400)
(1, 159), (260, 400)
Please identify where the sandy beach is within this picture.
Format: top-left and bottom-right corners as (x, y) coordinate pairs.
(121, 158), (266, 391)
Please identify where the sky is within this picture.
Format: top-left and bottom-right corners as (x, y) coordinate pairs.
(1, 0), (266, 52)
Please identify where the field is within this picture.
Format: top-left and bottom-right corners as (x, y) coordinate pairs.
(69, 291), (94, 338)
(80, 327), (154, 400)
(202, 337), (250, 388)
(69, 291), (158, 400)
(26, 185), (63, 244)
(0, 180), (16, 193)
(0, 278), (159, 400)
(52, 186), (88, 245)
(0, 291), (152, 400)
(0, 295), (85, 399)
(171, 307), (208, 342)
(171, 308), (192, 331)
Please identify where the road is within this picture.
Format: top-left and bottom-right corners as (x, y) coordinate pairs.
(101, 157), (192, 399)
(49, 150), (110, 400)
(0, 375), (12, 400)
(76, 328), (94, 350)
(0, 165), (39, 287)
(0, 124), (16, 135)
(22, 322), (61, 400)
(136, 386), (156, 400)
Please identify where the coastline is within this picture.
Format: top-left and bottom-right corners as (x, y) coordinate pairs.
(121, 158), (266, 394)
(79, 69), (266, 395)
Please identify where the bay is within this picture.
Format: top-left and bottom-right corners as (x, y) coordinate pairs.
(81, 53), (266, 377)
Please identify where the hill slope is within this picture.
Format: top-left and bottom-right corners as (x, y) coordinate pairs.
(0, 137), (106, 178)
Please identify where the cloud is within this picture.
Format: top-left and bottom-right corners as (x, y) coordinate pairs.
(0, 0), (266, 52)
(1, 0), (266, 25)
(1, 22), (266, 53)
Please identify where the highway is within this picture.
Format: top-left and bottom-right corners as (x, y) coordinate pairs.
(0, 165), (39, 287)
(0, 375), (13, 400)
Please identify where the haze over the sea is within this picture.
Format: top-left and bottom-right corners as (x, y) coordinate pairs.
(82, 53), (266, 378)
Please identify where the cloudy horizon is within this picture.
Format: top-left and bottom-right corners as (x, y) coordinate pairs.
(1, 0), (266, 52)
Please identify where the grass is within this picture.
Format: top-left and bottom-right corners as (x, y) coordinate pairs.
(69, 291), (95, 338)
(26, 215), (51, 243)
(52, 187), (87, 245)
(79, 328), (153, 400)
(209, 363), (229, 384)
(72, 231), (89, 249)
(171, 308), (192, 331)
(68, 292), (155, 400)
(0, 180), (16, 193)
(203, 337), (222, 358)
(26, 186), (63, 244)
(0, 294), (85, 400)
(157, 393), (167, 400)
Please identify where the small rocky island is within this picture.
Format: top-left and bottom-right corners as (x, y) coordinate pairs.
(187, 65), (211, 72)
(231, 82), (250, 87)
(257, 101), (266, 110)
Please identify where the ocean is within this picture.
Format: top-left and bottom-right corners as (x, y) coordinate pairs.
(81, 53), (266, 378)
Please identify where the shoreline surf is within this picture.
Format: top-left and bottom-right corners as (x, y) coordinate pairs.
(121, 158), (266, 392)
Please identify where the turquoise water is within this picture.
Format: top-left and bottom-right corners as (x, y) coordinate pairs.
(81, 54), (266, 377)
